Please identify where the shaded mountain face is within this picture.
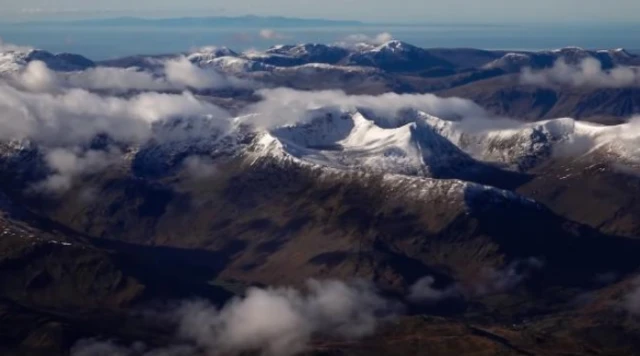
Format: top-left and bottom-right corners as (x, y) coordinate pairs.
(1, 124), (636, 296)
(517, 155), (640, 238)
(3, 150), (640, 355)
(0, 190), (238, 355)
(1, 107), (639, 301)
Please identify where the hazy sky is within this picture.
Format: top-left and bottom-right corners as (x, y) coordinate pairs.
(0, 0), (637, 23)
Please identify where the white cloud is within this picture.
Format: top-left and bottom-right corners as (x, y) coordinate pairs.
(243, 88), (488, 129)
(67, 262), (544, 356)
(0, 82), (229, 146)
(178, 279), (394, 355)
(409, 258), (544, 304)
(15, 60), (59, 92)
(0, 58), (247, 187)
(164, 57), (223, 89)
(35, 147), (122, 193)
(182, 155), (218, 180)
(65, 66), (170, 92)
(521, 58), (640, 88)
(71, 279), (397, 356)
(471, 258), (544, 296)
(407, 276), (459, 304)
(11, 58), (253, 94)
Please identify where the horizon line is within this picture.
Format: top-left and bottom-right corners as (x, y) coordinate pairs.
(1, 14), (639, 28)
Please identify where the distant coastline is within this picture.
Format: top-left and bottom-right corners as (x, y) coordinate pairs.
(2, 17), (639, 60)
(4, 15), (523, 29)
(7, 15), (365, 28)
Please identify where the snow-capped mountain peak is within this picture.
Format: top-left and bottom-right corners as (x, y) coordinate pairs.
(187, 46), (238, 62)
(206, 46), (237, 56)
(371, 40), (415, 53)
(263, 109), (476, 175)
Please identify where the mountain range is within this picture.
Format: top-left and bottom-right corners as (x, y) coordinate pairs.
(1, 38), (640, 355)
(95, 40), (640, 121)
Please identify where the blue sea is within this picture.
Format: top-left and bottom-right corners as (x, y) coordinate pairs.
(1, 22), (639, 60)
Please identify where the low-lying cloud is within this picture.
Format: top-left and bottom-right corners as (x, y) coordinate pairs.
(71, 279), (397, 356)
(521, 58), (640, 88)
(409, 258), (544, 304)
(0, 75), (232, 191)
(408, 276), (459, 304)
(471, 258), (545, 296)
(11, 57), (252, 93)
(0, 83), (229, 145)
(164, 57), (252, 90)
(182, 155), (218, 180)
(244, 88), (489, 129)
(69, 261), (546, 356)
(36, 147), (123, 193)
(180, 280), (394, 355)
